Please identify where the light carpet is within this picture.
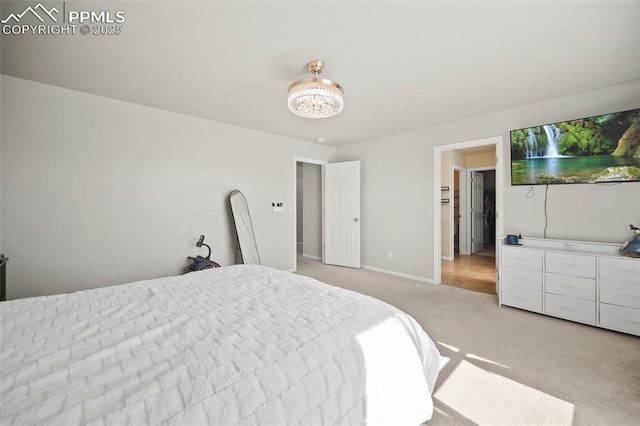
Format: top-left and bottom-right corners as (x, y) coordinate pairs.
(295, 257), (640, 426)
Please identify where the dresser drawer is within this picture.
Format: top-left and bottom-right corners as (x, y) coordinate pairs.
(545, 273), (595, 301)
(545, 252), (596, 278)
(600, 280), (640, 309)
(501, 266), (542, 291)
(501, 247), (542, 271)
(599, 257), (640, 284)
(544, 293), (596, 325)
(599, 303), (640, 336)
(501, 285), (542, 313)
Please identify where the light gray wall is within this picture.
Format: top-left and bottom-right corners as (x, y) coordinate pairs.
(440, 152), (452, 259)
(1, 76), (335, 299)
(302, 163), (322, 258)
(337, 80), (640, 281)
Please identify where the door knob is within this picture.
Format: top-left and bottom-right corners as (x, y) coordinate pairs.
(354, 218), (359, 222)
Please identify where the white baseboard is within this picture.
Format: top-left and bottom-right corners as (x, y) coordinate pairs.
(362, 265), (434, 284)
(441, 256), (454, 261)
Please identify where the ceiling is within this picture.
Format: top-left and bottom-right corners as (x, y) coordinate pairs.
(2, 1), (639, 147)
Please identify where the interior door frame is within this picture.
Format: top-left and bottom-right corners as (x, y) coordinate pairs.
(433, 136), (504, 285)
(293, 157), (328, 271)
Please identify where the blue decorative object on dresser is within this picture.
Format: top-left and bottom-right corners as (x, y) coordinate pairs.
(620, 224), (640, 258)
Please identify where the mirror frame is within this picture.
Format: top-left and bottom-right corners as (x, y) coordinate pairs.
(229, 190), (261, 265)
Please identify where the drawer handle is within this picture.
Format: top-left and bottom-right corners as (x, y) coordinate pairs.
(513, 296), (526, 300)
(561, 285), (575, 289)
(561, 262), (577, 268)
(620, 318), (640, 324)
(560, 306), (578, 312)
(620, 270), (638, 275)
(514, 257), (526, 261)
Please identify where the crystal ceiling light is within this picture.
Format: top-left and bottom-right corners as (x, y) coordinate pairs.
(288, 60), (344, 119)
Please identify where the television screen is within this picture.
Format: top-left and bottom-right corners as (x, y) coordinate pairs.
(510, 108), (640, 185)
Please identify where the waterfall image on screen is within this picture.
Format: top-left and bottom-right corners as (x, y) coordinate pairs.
(510, 108), (640, 185)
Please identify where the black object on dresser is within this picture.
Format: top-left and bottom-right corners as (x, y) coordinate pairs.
(0, 254), (8, 301)
(187, 235), (221, 272)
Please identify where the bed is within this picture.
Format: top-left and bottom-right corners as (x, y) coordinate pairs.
(0, 265), (441, 425)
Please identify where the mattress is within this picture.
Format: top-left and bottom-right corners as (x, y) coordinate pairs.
(0, 265), (441, 425)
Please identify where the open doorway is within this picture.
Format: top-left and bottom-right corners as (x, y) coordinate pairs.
(454, 169), (461, 255)
(470, 169), (496, 257)
(446, 166), (497, 294)
(443, 167), (497, 294)
(294, 159), (324, 270)
(433, 136), (504, 295)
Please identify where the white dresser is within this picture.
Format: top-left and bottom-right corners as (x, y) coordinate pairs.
(498, 237), (640, 336)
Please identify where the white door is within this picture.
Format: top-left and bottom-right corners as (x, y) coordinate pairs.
(324, 161), (361, 268)
(471, 171), (484, 253)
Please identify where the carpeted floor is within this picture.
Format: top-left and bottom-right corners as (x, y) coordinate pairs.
(295, 257), (640, 425)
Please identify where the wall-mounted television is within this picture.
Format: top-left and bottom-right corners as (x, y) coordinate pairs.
(510, 108), (640, 185)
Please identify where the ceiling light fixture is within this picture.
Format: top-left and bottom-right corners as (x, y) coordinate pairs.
(288, 60), (344, 119)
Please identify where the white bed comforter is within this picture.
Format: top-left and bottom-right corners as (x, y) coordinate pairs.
(1, 265), (440, 425)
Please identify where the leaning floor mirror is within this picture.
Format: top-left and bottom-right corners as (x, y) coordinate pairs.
(229, 190), (261, 265)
